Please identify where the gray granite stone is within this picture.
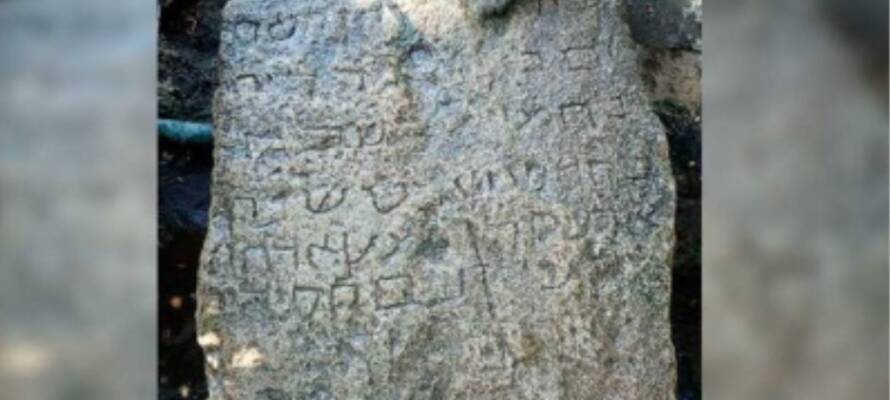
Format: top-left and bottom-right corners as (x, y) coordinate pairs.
(198, 0), (676, 398)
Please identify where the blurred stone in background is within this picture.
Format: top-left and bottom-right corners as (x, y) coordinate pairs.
(705, 1), (887, 399)
(0, 0), (156, 399)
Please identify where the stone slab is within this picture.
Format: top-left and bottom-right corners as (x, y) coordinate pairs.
(198, 1), (676, 398)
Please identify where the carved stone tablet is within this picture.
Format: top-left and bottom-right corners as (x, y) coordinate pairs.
(198, 0), (676, 398)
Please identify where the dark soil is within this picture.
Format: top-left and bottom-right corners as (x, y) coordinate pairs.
(653, 100), (701, 400)
(158, 0), (222, 398)
(158, 138), (212, 400)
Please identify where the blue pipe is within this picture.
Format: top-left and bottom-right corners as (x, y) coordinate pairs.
(158, 119), (213, 144)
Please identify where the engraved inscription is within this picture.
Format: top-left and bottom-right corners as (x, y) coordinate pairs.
(374, 275), (414, 310)
(200, 1), (677, 397)
(293, 286), (324, 319)
(304, 187), (348, 214)
(241, 246), (270, 293)
(330, 284), (359, 319)
(234, 20), (259, 42)
(363, 180), (408, 214)
(268, 14), (296, 41)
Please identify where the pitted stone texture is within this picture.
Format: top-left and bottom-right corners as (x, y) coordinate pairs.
(198, 0), (676, 399)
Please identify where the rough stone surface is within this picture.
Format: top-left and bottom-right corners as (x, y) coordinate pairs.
(198, 0), (676, 398)
(625, 0), (701, 51)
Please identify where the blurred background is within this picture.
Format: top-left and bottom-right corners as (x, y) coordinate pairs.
(0, 0), (156, 399)
(705, 0), (888, 399)
(0, 0), (885, 399)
